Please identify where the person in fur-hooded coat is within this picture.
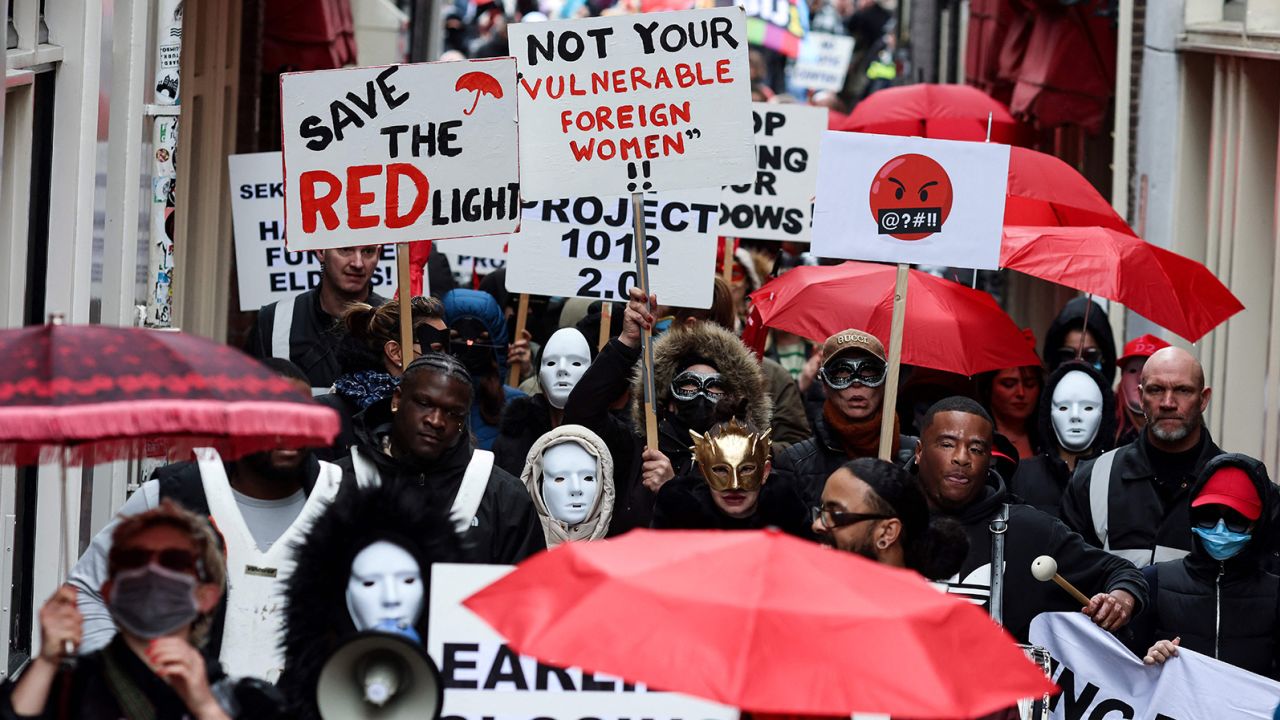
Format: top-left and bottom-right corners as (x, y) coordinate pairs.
(521, 425), (616, 546)
(276, 481), (463, 720)
(1010, 361), (1117, 519)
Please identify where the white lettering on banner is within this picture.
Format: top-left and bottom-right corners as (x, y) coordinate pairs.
(227, 152), (397, 310)
(510, 7), (756, 200)
(428, 564), (737, 720)
(1028, 612), (1280, 720)
(504, 190), (721, 309)
(280, 60), (521, 251)
(719, 103), (824, 242)
(811, 133), (1009, 270)
(792, 33), (854, 93)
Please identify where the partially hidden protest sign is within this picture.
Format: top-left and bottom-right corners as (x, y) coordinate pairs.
(811, 133), (1010, 269)
(792, 32), (854, 92)
(228, 151), (397, 310)
(428, 563), (738, 720)
(1029, 612), (1280, 719)
(510, 7), (755, 200)
(720, 103), (824, 242)
(279, 59), (520, 251)
(742, 0), (807, 57)
(440, 234), (508, 287)
(506, 189), (720, 308)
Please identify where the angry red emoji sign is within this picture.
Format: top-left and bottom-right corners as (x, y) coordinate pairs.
(868, 154), (954, 241)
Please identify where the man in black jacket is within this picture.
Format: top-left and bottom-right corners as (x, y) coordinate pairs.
(773, 329), (918, 508)
(340, 352), (545, 564)
(1130, 453), (1280, 679)
(917, 396), (1147, 643)
(1062, 347), (1223, 568)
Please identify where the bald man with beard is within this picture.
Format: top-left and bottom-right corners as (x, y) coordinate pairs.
(1062, 347), (1224, 568)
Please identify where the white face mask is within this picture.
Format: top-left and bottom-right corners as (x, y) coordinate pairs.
(345, 541), (424, 633)
(539, 329), (591, 409)
(540, 442), (600, 525)
(1050, 371), (1104, 453)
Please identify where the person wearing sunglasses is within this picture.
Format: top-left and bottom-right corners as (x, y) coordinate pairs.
(1042, 296), (1118, 385)
(813, 457), (967, 580)
(2, 501), (286, 719)
(773, 329), (919, 509)
(1127, 454), (1280, 679)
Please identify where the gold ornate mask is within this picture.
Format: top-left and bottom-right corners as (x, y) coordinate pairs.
(689, 419), (772, 492)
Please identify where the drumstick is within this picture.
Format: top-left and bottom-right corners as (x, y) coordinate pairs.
(1031, 555), (1091, 606)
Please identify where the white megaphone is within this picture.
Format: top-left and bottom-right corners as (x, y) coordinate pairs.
(316, 630), (444, 720)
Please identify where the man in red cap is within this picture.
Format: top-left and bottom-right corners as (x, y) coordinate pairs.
(1127, 453), (1280, 678)
(1114, 334), (1171, 446)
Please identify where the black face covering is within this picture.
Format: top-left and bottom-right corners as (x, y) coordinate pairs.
(673, 396), (719, 434)
(449, 317), (501, 378)
(414, 324), (452, 355)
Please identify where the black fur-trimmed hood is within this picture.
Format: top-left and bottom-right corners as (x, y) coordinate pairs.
(277, 481), (463, 720)
(631, 323), (771, 432)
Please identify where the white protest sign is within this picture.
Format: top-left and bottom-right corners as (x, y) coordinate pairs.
(228, 152), (397, 310)
(428, 563), (739, 720)
(792, 32), (854, 92)
(510, 7), (756, 200)
(280, 59), (520, 251)
(1029, 612), (1280, 720)
(812, 133), (1010, 269)
(505, 190), (720, 308)
(439, 234), (509, 285)
(719, 103), (824, 242)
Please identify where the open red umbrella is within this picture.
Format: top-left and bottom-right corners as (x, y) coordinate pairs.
(1004, 146), (1134, 235)
(1001, 226), (1244, 342)
(744, 262), (1040, 376)
(0, 322), (340, 466)
(838, 83), (1025, 145)
(465, 528), (1056, 717)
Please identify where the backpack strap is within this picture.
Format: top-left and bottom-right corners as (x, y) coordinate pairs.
(451, 450), (494, 534)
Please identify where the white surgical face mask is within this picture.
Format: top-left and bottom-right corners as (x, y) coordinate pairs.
(539, 329), (591, 410)
(540, 442), (600, 526)
(1051, 371), (1104, 453)
(345, 541), (424, 633)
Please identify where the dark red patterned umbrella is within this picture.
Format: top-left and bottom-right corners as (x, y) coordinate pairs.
(0, 322), (340, 466)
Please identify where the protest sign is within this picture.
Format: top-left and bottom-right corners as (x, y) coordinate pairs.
(505, 190), (720, 308)
(427, 563), (738, 720)
(228, 152), (397, 310)
(1029, 612), (1280, 720)
(439, 234), (508, 286)
(720, 103), (824, 242)
(279, 59), (520, 251)
(510, 7), (755, 200)
(792, 32), (854, 92)
(742, 0), (807, 57)
(812, 133), (1009, 270)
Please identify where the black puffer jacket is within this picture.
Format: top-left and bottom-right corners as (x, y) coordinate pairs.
(1043, 296), (1117, 385)
(1010, 362), (1116, 518)
(1126, 454), (1280, 678)
(929, 465), (1148, 643)
(772, 414), (918, 508)
(650, 473), (813, 538)
(492, 392), (556, 477)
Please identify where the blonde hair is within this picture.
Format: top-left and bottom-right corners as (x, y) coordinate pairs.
(108, 500), (226, 647)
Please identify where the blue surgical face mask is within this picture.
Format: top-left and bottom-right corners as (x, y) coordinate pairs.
(1193, 520), (1252, 561)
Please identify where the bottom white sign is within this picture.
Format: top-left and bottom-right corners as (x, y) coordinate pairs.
(427, 563), (738, 720)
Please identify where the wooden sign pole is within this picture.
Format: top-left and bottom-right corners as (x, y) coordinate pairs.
(397, 243), (414, 371)
(598, 302), (612, 351)
(631, 192), (660, 450)
(508, 293), (530, 387)
(877, 263), (910, 461)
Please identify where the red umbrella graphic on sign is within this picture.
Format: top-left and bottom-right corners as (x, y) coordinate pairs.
(456, 71), (502, 116)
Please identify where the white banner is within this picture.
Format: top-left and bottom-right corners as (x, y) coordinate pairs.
(792, 32), (854, 93)
(1029, 612), (1280, 720)
(228, 152), (397, 310)
(280, 59), (521, 251)
(504, 190), (720, 309)
(428, 563), (738, 720)
(441, 234), (509, 286)
(510, 7), (756, 200)
(812, 133), (1009, 270)
(719, 103), (824, 242)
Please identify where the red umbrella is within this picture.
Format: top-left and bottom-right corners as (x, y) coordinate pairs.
(839, 83), (1025, 145)
(465, 529), (1056, 717)
(455, 71), (503, 116)
(0, 322), (340, 465)
(744, 262), (1041, 376)
(1004, 146), (1134, 235)
(1002, 226), (1244, 342)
